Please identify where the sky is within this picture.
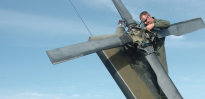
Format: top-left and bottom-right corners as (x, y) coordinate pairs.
(0, 0), (205, 99)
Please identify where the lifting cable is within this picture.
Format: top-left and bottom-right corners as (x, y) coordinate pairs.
(69, 0), (93, 36)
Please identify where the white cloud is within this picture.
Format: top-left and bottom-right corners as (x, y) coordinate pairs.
(86, 94), (92, 97)
(55, 97), (61, 99)
(94, 95), (104, 97)
(165, 34), (205, 48)
(167, 35), (185, 40)
(18, 92), (43, 96)
(86, 94), (104, 97)
(30, 93), (43, 96)
(70, 95), (81, 97)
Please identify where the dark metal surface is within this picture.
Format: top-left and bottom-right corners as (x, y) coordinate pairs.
(47, 36), (124, 64)
(97, 51), (136, 99)
(112, 0), (138, 25)
(143, 46), (183, 99)
(156, 17), (205, 38)
(129, 60), (160, 99)
(120, 33), (133, 44)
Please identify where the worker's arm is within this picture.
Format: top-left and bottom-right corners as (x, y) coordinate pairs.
(153, 19), (170, 29)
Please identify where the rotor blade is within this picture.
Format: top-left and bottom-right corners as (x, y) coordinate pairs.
(46, 36), (132, 65)
(143, 46), (183, 99)
(112, 0), (137, 25)
(156, 17), (205, 38)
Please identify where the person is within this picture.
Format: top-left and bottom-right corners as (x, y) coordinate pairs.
(140, 11), (170, 99)
(139, 11), (170, 31)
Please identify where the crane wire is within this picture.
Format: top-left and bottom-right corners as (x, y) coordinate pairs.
(69, 0), (93, 36)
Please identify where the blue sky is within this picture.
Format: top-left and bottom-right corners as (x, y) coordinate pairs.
(0, 0), (205, 99)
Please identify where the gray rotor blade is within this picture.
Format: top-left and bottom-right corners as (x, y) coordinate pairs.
(143, 46), (183, 99)
(156, 17), (205, 38)
(112, 0), (137, 25)
(46, 36), (131, 65)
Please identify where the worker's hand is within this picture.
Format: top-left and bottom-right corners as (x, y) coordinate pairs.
(146, 23), (154, 31)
